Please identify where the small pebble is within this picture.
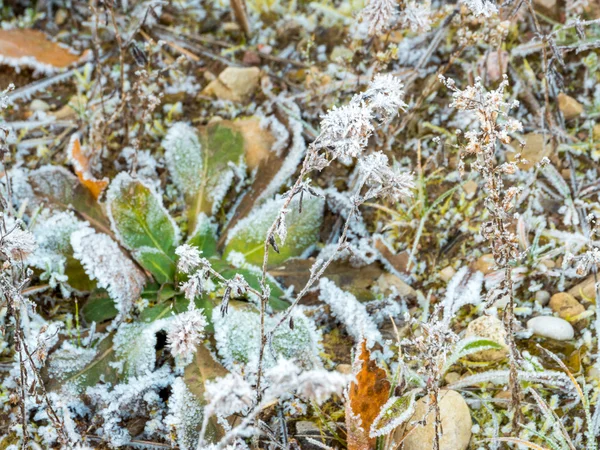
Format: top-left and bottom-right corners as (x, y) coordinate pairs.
(549, 292), (585, 322)
(29, 99), (50, 112)
(535, 290), (550, 306)
(527, 316), (574, 341)
(464, 315), (508, 362)
(439, 266), (456, 282)
(472, 253), (495, 274)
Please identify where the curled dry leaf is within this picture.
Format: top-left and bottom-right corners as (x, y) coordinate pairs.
(69, 137), (108, 200)
(346, 340), (390, 450)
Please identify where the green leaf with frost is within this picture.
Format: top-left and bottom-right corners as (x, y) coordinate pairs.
(134, 247), (176, 284)
(163, 122), (245, 231)
(28, 210), (95, 292)
(224, 195), (324, 267)
(48, 334), (119, 392)
(370, 389), (419, 438)
(106, 173), (179, 276)
(443, 337), (504, 373)
(187, 213), (218, 258)
(214, 307), (321, 371)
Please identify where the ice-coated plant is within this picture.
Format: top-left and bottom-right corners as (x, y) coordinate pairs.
(0, 69), (415, 449)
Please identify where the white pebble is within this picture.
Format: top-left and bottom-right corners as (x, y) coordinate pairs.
(527, 316), (574, 341)
(29, 99), (50, 112)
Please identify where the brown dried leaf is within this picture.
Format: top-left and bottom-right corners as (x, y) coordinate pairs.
(69, 137), (108, 200)
(0, 29), (82, 70)
(346, 340), (390, 450)
(270, 259), (386, 303)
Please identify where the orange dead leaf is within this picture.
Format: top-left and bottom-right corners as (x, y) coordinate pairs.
(0, 29), (82, 71)
(346, 340), (391, 450)
(69, 137), (108, 200)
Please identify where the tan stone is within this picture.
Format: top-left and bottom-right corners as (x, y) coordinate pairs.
(377, 272), (416, 298)
(549, 292), (585, 323)
(464, 316), (509, 362)
(397, 390), (472, 450)
(471, 254), (495, 275)
(444, 371), (461, 385)
(462, 179), (478, 198)
(558, 93), (584, 121)
(568, 275), (596, 300)
(336, 364), (352, 374)
(439, 266), (456, 283)
(493, 389), (512, 409)
(203, 67), (261, 103)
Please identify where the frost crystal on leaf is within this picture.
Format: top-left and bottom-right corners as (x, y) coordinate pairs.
(461, 0), (498, 17)
(175, 244), (202, 274)
(113, 319), (171, 377)
(363, 74), (407, 119)
(166, 308), (207, 359)
(0, 217), (35, 260)
(162, 122), (203, 197)
(318, 278), (381, 347)
(213, 307), (322, 373)
(357, 0), (398, 36)
(441, 266), (484, 324)
(164, 377), (204, 450)
(400, 1), (431, 32)
(71, 226), (145, 319)
(205, 372), (256, 417)
(318, 101), (373, 161)
(358, 152), (415, 202)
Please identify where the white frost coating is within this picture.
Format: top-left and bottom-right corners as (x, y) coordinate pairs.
(318, 278), (382, 347)
(226, 194), (324, 251)
(0, 55), (64, 75)
(164, 377), (204, 450)
(27, 211), (87, 294)
(188, 212), (218, 243)
(167, 308), (208, 359)
(213, 307), (322, 374)
(162, 122), (203, 197)
(461, 0), (498, 17)
(71, 225), (145, 319)
(205, 372), (256, 417)
(0, 217), (35, 260)
(4, 167), (34, 206)
(256, 98), (306, 203)
(47, 341), (97, 382)
(441, 266), (483, 324)
(86, 366), (174, 447)
(260, 114), (289, 157)
(355, 0), (398, 36)
(175, 244), (202, 274)
(207, 154), (244, 216)
(113, 319), (170, 377)
(369, 391), (417, 437)
(264, 359), (351, 405)
(105, 172), (181, 250)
